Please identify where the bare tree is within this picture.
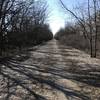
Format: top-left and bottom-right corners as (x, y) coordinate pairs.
(0, 0), (16, 55)
(0, 0), (51, 56)
(59, 0), (100, 57)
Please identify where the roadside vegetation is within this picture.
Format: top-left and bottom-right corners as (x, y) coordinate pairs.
(55, 0), (100, 58)
(0, 0), (53, 57)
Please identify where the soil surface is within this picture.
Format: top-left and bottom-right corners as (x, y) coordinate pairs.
(0, 39), (100, 100)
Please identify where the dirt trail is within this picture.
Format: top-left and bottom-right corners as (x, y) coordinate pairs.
(0, 39), (100, 100)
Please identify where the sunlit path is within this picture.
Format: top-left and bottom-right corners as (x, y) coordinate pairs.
(0, 39), (100, 100)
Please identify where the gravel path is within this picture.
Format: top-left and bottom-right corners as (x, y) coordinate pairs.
(0, 39), (100, 100)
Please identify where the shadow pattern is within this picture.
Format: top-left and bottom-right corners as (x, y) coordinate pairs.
(0, 41), (100, 100)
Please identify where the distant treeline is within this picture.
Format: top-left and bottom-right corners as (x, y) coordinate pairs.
(7, 24), (53, 48)
(0, 0), (53, 56)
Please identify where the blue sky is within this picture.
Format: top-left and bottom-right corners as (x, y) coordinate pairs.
(46, 0), (85, 34)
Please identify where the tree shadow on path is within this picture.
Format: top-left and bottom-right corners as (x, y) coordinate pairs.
(0, 59), (90, 100)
